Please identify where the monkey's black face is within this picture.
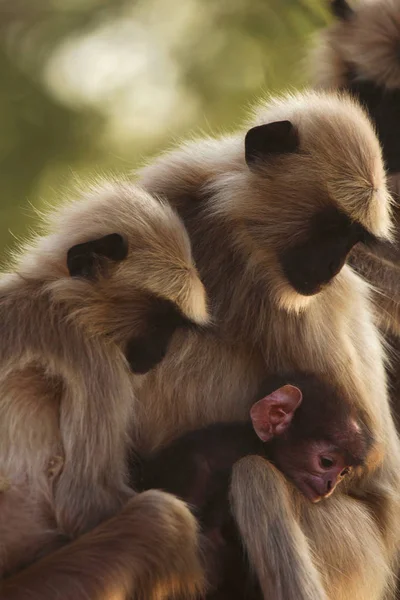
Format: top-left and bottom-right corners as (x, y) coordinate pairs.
(345, 68), (400, 174)
(279, 207), (376, 296)
(67, 234), (196, 375)
(125, 297), (193, 374)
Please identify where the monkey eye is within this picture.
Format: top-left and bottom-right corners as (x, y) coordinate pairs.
(340, 467), (351, 477)
(320, 456), (335, 469)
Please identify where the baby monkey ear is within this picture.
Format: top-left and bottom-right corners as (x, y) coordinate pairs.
(250, 384), (303, 442)
(245, 121), (299, 168)
(67, 233), (128, 279)
(331, 0), (354, 20)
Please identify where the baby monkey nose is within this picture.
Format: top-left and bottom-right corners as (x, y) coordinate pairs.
(326, 480), (333, 492)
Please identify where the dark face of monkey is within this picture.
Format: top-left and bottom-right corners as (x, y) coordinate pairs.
(244, 120), (379, 297)
(278, 206), (376, 296)
(67, 232), (195, 374)
(251, 380), (371, 502)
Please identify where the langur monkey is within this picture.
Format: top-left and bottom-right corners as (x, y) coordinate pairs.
(3, 91), (399, 600)
(136, 90), (400, 600)
(311, 0), (400, 334)
(137, 374), (372, 599)
(312, 0), (400, 183)
(0, 181), (208, 597)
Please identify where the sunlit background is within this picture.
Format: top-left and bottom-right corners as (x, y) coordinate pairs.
(0, 0), (330, 259)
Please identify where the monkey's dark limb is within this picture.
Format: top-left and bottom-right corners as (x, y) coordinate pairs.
(349, 245), (400, 300)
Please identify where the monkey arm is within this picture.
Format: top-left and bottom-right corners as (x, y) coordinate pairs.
(230, 456), (394, 600)
(349, 245), (400, 299)
(348, 244), (400, 338)
(230, 456), (328, 600)
(0, 491), (205, 600)
(0, 279), (135, 535)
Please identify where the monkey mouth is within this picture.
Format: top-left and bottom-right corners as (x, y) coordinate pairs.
(296, 479), (324, 503)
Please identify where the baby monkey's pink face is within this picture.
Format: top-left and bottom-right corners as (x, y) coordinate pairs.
(272, 438), (352, 503)
(250, 383), (366, 503)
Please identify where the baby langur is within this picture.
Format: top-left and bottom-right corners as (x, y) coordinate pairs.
(0, 181), (208, 580)
(135, 374), (371, 600)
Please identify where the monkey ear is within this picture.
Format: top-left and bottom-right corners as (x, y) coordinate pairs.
(125, 299), (191, 374)
(331, 0), (354, 20)
(250, 385), (303, 442)
(67, 233), (128, 278)
(245, 121), (299, 168)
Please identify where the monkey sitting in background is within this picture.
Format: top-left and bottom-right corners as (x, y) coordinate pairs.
(134, 374), (372, 600)
(311, 0), (400, 507)
(311, 0), (400, 323)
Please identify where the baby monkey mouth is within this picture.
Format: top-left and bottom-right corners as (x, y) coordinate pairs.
(296, 476), (336, 503)
(297, 479), (324, 503)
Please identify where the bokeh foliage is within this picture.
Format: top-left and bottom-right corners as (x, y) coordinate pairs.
(0, 0), (330, 259)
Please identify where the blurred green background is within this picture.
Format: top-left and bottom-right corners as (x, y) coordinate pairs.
(0, 0), (330, 260)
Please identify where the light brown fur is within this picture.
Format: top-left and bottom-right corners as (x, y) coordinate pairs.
(310, 0), (400, 285)
(0, 180), (207, 595)
(312, 0), (400, 92)
(310, 4), (400, 488)
(132, 90), (400, 599)
(3, 90), (400, 599)
(0, 490), (205, 600)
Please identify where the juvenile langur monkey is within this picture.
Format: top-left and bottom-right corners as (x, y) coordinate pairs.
(136, 374), (372, 600)
(0, 181), (208, 596)
(2, 91), (398, 600)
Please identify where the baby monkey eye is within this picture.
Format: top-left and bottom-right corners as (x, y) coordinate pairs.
(320, 456), (335, 469)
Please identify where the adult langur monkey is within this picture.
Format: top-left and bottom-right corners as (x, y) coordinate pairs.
(2, 90), (400, 600)
(311, 0), (400, 434)
(137, 90), (400, 600)
(0, 182), (208, 598)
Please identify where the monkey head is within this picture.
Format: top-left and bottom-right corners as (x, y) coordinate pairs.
(18, 181), (209, 374)
(240, 91), (393, 311)
(314, 0), (400, 93)
(250, 382), (371, 502)
(311, 0), (400, 176)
